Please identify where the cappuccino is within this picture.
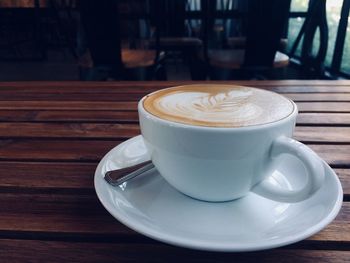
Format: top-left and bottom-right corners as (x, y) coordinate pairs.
(143, 85), (294, 127)
(139, 85), (324, 202)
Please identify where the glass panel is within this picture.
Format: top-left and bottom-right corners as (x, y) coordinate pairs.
(287, 17), (305, 57)
(325, 0), (343, 67)
(290, 0), (309, 12)
(340, 23), (350, 73)
(312, 28), (321, 58)
(186, 0), (202, 37)
(288, 0), (343, 69)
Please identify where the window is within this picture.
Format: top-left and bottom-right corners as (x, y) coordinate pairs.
(288, 0), (349, 77)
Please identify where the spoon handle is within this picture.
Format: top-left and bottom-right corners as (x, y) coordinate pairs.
(104, 160), (155, 186)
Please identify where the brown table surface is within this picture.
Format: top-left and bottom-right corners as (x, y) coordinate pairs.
(0, 0), (46, 8)
(0, 80), (349, 262)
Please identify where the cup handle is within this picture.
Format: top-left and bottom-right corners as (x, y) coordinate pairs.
(252, 136), (325, 203)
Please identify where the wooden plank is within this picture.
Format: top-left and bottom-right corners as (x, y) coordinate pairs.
(0, 124), (348, 144)
(297, 113), (350, 125)
(0, 92), (146, 102)
(286, 93), (350, 101)
(0, 86), (348, 98)
(0, 140), (347, 166)
(0, 240), (349, 263)
(0, 193), (133, 237)
(0, 162), (96, 192)
(0, 110), (140, 122)
(297, 102), (350, 112)
(294, 127), (350, 143)
(0, 139), (122, 162)
(337, 169), (350, 196)
(0, 123), (140, 138)
(272, 85), (350, 93)
(0, 101), (138, 110)
(0, 92), (349, 102)
(0, 192), (347, 243)
(0, 162), (347, 196)
(312, 202), (350, 242)
(0, 111), (349, 125)
(0, 80), (350, 92)
(0, 101), (348, 112)
(308, 144), (350, 167)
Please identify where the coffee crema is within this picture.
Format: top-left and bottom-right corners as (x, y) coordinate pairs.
(143, 85), (294, 127)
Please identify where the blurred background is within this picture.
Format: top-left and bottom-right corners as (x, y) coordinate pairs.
(0, 0), (348, 81)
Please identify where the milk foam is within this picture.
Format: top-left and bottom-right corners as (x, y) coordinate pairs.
(143, 85), (294, 127)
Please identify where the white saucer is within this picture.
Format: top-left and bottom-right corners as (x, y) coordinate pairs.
(94, 135), (343, 252)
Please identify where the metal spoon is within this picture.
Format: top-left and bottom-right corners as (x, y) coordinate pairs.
(104, 160), (155, 186)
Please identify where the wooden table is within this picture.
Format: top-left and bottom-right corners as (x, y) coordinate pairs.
(0, 0), (46, 8)
(0, 80), (348, 262)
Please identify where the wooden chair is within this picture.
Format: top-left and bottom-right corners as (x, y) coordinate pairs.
(202, 0), (291, 80)
(207, 49), (289, 69)
(148, 0), (204, 80)
(79, 0), (165, 80)
(227, 37), (288, 52)
(289, 0), (328, 79)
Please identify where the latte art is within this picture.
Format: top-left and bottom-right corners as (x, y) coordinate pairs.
(157, 90), (264, 125)
(143, 85), (294, 127)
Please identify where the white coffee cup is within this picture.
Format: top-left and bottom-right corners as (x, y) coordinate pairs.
(138, 85), (325, 202)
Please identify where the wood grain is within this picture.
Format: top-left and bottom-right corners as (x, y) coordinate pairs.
(286, 93), (350, 102)
(297, 113), (350, 125)
(0, 123), (140, 138)
(297, 102), (350, 112)
(0, 110), (140, 122)
(0, 139), (347, 166)
(0, 101), (138, 110)
(0, 123), (347, 143)
(0, 139), (121, 162)
(0, 240), (349, 263)
(0, 162), (96, 192)
(0, 162), (347, 196)
(294, 127), (350, 143)
(0, 101), (348, 112)
(308, 144), (350, 167)
(337, 169), (350, 196)
(0, 92), (349, 102)
(1, 111), (350, 125)
(0, 80), (349, 91)
(0, 81), (348, 261)
(312, 203), (350, 242)
(0, 0), (46, 8)
(0, 86), (349, 102)
(0, 193), (346, 243)
(0, 93), (145, 101)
